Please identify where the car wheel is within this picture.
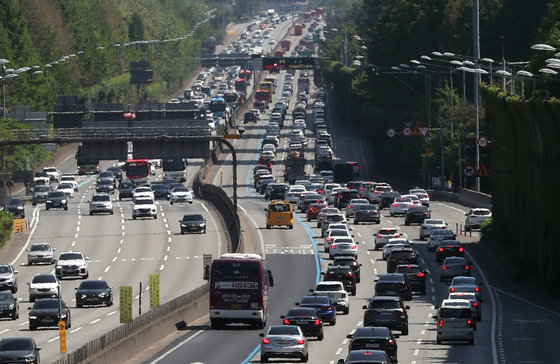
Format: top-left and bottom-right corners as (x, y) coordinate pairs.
(436, 337), (441, 344)
(469, 337), (474, 345)
(202, 229), (206, 234)
(421, 287), (426, 295)
(331, 319), (336, 326)
(154, 215), (157, 220)
(90, 212), (93, 216)
(12, 311), (17, 320)
(354, 219), (358, 224)
(343, 307), (349, 315)
(316, 223), (320, 228)
(317, 333), (324, 340)
(301, 353), (309, 362)
(210, 319), (222, 330)
(64, 206), (68, 211)
(439, 276), (444, 282)
(181, 231), (185, 235)
(401, 327), (409, 335)
(405, 220), (410, 226)
(351, 289), (356, 296)
(29, 324), (36, 331)
(84, 272), (89, 279)
(45, 207), (49, 211)
(170, 201), (173, 205)
(29, 296), (35, 302)
(133, 216), (137, 220)
(288, 225), (293, 229)
(110, 211), (114, 215)
(266, 224), (270, 229)
(32, 202), (36, 206)
(77, 302), (83, 308)
(260, 354), (268, 363)
(108, 300), (113, 307)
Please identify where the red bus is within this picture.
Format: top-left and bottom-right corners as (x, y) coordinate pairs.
(234, 78), (246, 93)
(281, 39), (291, 51)
(125, 159), (150, 184)
(255, 89), (271, 103)
(303, 11), (311, 22)
(210, 253), (274, 329)
(294, 24), (303, 36)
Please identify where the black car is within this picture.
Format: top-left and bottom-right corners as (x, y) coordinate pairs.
(96, 179), (114, 194)
(337, 350), (390, 364)
(332, 257), (362, 283)
(0, 337), (40, 364)
(436, 240), (464, 263)
(32, 185), (52, 206)
(375, 273), (412, 301)
(298, 295), (336, 325)
(363, 296), (410, 335)
(0, 291), (18, 320)
(335, 189), (360, 209)
(179, 214), (206, 234)
(45, 191), (68, 211)
(106, 166), (123, 180)
(6, 198), (25, 218)
(386, 248), (419, 273)
(394, 264), (427, 294)
(28, 298), (71, 331)
(299, 193), (322, 213)
(354, 204), (381, 224)
(347, 327), (398, 364)
(151, 184), (169, 200)
(243, 111), (257, 123)
(265, 183), (288, 200)
(322, 265), (356, 295)
(281, 307), (324, 340)
(75, 280), (113, 307)
(258, 177), (277, 195)
(379, 191), (401, 209)
(118, 180), (134, 200)
(404, 205), (430, 225)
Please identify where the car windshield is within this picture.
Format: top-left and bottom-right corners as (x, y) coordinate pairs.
(35, 186), (50, 192)
(79, 281), (109, 289)
(396, 266), (420, 274)
(0, 292), (13, 300)
(379, 274), (405, 283)
(58, 184), (73, 189)
(0, 339), (34, 351)
(99, 172), (113, 178)
(378, 229), (397, 235)
(135, 199), (154, 205)
(301, 296), (328, 304)
(452, 277), (475, 285)
(120, 181), (134, 188)
(0, 266), (11, 273)
(48, 191), (65, 198)
(98, 180), (112, 185)
(425, 219), (445, 225)
(172, 187), (190, 192)
(59, 253), (83, 260)
(182, 214), (204, 222)
(136, 187), (152, 193)
(32, 275), (56, 283)
(330, 230), (349, 237)
(33, 299), (60, 309)
(357, 204), (377, 210)
(328, 215), (345, 222)
(92, 195), (110, 202)
(268, 326), (300, 335)
(8, 198), (20, 205)
(30, 244), (51, 252)
(473, 209), (491, 216)
(151, 184), (167, 191)
(287, 308), (316, 317)
(433, 229), (453, 236)
(440, 308), (472, 318)
(316, 284), (341, 291)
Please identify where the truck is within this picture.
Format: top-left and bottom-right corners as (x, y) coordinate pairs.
(298, 77), (310, 93)
(294, 24), (303, 36)
(284, 165), (307, 185)
(286, 150), (305, 167)
(281, 39), (291, 52)
(267, 8), (275, 17)
(333, 163), (354, 184)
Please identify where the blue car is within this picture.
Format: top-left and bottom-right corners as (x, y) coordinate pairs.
(298, 295), (336, 325)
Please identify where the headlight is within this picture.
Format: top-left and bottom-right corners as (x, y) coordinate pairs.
(56, 265), (62, 269)
(79, 294), (87, 299)
(181, 224), (186, 227)
(46, 200), (52, 203)
(7, 304), (14, 309)
(199, 223), (205, 227)
(61, 200), (67, 204)
(4, 276), (13, 282)
(99, 292), (108, 297)
(29, 315), (37, 319)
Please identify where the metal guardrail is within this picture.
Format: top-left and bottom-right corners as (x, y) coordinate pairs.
(0, 126), (212, 145)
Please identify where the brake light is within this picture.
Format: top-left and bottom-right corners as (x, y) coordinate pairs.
(348, 205), (352, 209)
(450, 287), (455, 292)
(442, 266), (447, 270)
(346, 272), (354, 278)
(409, 204), (414, 207)
(388, 339), (395, 344)
(314, 319), (321, 325)
(475, 286), (480, 292)
(342, 293), (346, 298)
(467, 319), (473, 327)
(459, 247), (464, 253)
(375, 191), (380, 194)
(377, 234), (381, 238)
(465, 265), (470, 270)
(392, 203), (398, 207)
(438, 247), (444, 252)
(263, 338), (270, 344)
(352, 245), (357, 249)
(327, 238), (332, 242)
(283, 318), (290, 324)
(417, 272), (425, 277)
(339, 194), (343, 198)
(331, 244), (336, 250)
(395, 234), (400, 238)
(438, 319), (444, 327)
(473, 301), (478, 307)
(327, 306), (333, 311)
(258, 292), (264, 309)
(210, 293), (215, 308)
(297, 339), (305, 344)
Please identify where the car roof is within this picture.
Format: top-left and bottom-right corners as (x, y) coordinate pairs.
(353, 326), (392, 338)
(378, 273), (406, 282)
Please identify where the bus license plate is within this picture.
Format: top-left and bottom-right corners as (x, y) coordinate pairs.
(231, 303), (241, 309)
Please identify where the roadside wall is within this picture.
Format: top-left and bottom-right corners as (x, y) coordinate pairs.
(427, 188), (492, 209)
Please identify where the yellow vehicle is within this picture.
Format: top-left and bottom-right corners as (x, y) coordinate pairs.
(266, 200), (294, 229)
(259, 81), (273, 95)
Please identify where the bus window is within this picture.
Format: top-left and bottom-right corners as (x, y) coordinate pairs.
(125, 159), (150, 184)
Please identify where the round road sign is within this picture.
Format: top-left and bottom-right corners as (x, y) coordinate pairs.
(402, 127), (412, 136)
(387, 128), (396, 138)
(462, 164), (476, 177)
(478, 136), (489, 148)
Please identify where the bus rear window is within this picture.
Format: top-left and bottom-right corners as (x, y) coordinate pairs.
(212, 261), (260, 279)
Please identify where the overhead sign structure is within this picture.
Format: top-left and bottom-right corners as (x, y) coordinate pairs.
(387, 128), (396, 138)
(476, 164), (491, 177)
(120, 286), (133, 323)
(462, 164), (476, 177)
(478, 136), (489, 148)
(262, 57), (315, 70)
(402, 127), (412, 136)
(149, 274), (160, 309)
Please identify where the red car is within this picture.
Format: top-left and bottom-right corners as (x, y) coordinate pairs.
(307, 201), (327, 221)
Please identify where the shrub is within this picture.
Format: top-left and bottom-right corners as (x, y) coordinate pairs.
(0, 212), (14, 250)
(480, 217), (493, 236)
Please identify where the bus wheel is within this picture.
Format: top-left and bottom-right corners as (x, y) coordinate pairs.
(210, 319), (222, 330)
(256, 320), (265, 329)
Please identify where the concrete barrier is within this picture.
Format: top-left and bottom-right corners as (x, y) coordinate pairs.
(428, 188), (492, 209)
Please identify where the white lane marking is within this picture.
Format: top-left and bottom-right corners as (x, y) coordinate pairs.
(342, 338), (348, 345)
(112, 257), (117, 262)
(71, 241), (76, 247)
(120, 213), (124, 218)
(98, 276), (103, 280)
(48, 336), (59, 343)
(161, 212), (165, 217)
(145, 285), (150, 291)
(437, 202), (467, 213)
(335, 348), (342, 355)
(168, 237), (172, 243)
(121, 224), (125, 230)
(107, 311), (116, 316)
(19, 321), (28, 326)
(117, 247), (121, 254)
(11, 207), (40, 265)
(374, 268), (378, 275)
(0, 329), (9, 334)
(416, 339), (422, 344)
(370, 259), (375, 264)
(75, 233), (79, 238)
(166, 230), (171, 235)
(164, 255), (168, 261)
(77, 220), (80, 226)
(356, 232), (361, 237)
(414, 349), (420, 356)
(120, 239), (124, 244)
(90, 319), (100, 324)
(167, 246), (170, 252)
(70, 327), (82, 333)
(149, 330), (205, 363)
(165, 223), (169, 229)
(421, 329), (426, 335)
(122, 231), (125, 236)
(200, 202), (209, 212)
(160, 264), (165, 271)
(104, 266), (111, 273)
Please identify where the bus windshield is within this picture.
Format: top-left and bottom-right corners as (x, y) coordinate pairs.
(210, 98), (226, 113)
(126, 160), (149, 180)
(162, 159), (186, 172)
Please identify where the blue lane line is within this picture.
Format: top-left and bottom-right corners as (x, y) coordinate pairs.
(240, 74), (323, 364)
(77, 175), (95, 188)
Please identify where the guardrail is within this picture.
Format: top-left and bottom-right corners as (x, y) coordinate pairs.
(428, 188), (492, 209)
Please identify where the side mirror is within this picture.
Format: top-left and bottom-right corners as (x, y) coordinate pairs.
(28, 307), (32, 310)
(320, 271), (325, 275)
(27, 282), (30, 286)
(337, 360), (345, 364)
(359, 264), (363, 266)
(280, 315), (285, 319)
(374, 279), (378, 282)
(309, 289), (314, 293)
(264, 208), (268, 211)
(294, 302), (300, 306)
(433, 315), (439, 321)
(362, 305), (368, 309)
(346, 334), (353, 339)
(13, 270), (18, 274)
(405, 305), (410, 310)
(74, 287), (78, 290)
(259, 333), (265, 337)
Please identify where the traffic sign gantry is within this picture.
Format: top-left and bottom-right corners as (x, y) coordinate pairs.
(463, 164), (476, 177)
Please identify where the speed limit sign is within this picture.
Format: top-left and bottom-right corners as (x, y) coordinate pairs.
(387, 128), (396, 138)
(478, 136), (489, 148)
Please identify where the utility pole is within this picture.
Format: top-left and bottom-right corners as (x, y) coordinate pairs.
(473, 0), (481, 191)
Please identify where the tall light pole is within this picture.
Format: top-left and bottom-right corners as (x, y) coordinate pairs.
(473, 0), (481, 191)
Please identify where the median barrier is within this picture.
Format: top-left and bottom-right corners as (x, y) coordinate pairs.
(52, 285), (209, 364)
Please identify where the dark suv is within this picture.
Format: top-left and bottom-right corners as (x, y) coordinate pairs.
(374, 273), (412, 301)
(332, 257), (362, 283)
(298, 295), (336, 325)
(394, 264), (427, 294)
(379, 191), (400, 209)
(404, 205), (430, 225)
(45, 191), (68, 211)
(118, 180), (134, 200)
(322, 265), (356, 295)
(386, 248), (419, 273)
(335, 189), (360, 209)
(347, 327), (398, 364)
(363, 296), (410, 335)
(436, 240), (464, 263)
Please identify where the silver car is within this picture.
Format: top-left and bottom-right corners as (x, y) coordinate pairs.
(324, 229), (353, 253)
(0, 265), (18, 293)
(345, 198), (369, 218)
(389, 197), (414, 216)
(27, 243), (55, 265)
(89, 193), (114, 215)
(449, 276), (483, 301)
(419, 219), (447, 240)
(409, 188), (430, 206)
(316, 207), (340, 228)
(435, 304), (475, 344)
(440, 257), (471, 282)
(260, 325), (309, 363)
(329, 237), (358, 259)
(374, 227), (400, 250)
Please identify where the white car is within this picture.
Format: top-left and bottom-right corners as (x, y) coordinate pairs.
(56, 183), (75, 198)
(345, 198), (369, 218)
(28, 273), (60, 302)
(464, 208), (492, 231)
(328, 187), (346, 204)
(321, 183), (341, 200)
(133, 186), (155, 201)
(43, 167), (60, 181)
(55, 251), (89, 279)
(60, 175), (78, 191)
(286, 185), (306, 204)
(133, 197), (157, 219)
(89, 193), (114, 215)
(324, 229), (353, 252)
(316, 207), (339, 228)
(382, 238), (412, 260)
(313, 281), (349, 314)
(260, 150), (275, 162)
(389, 197), (414, 216)
(374, 227), (401, 250)
(33, 173), (50, 186)
(419, 219), (448, 240)
(329, 237), (358, 259)
(169, 186), (193, 204)
(449, 276), (483, 301)
(409, 188), (430, 206)
(321, 213), (348, 237)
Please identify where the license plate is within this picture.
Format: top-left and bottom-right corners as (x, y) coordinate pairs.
(230, 303), (241, 309)
(42, 318), (54, 323)
(296, 320), (305, 324)
(379, 312), (392, 316)
(386, 291), (396, 295)
(366, 343), (379, 348)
